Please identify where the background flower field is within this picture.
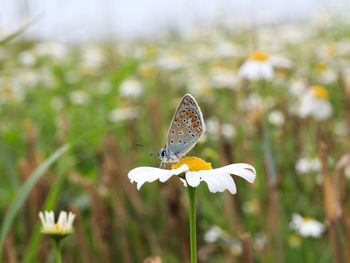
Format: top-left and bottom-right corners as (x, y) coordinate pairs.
(1, 11), (350, 263)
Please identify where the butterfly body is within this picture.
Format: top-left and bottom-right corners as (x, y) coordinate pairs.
(158, 94), (205, 163)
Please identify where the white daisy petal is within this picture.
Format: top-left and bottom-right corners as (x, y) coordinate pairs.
(39, 212), (46, 228)
(58, 211), (67, 226)
(216, 163), (256, 183)
(128, 164), (189, 190)
(67, 212), (76, 227)
(186, 170), (237, 194)
(186, 171), (201, 187)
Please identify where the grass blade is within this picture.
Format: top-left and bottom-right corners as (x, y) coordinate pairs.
(0, 144), (70, 257)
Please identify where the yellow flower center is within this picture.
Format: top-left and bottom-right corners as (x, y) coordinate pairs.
(172, 156), (212, 171)
(311, 85), (328, 100)
(250, 51), (269, 61)
(303, 217), (314, 223)
(314, 62), (328, 74)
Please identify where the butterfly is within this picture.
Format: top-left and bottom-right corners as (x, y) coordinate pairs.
(158, 93), (205, 163)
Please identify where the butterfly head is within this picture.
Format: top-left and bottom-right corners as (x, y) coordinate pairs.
(157, 147), (180, 163)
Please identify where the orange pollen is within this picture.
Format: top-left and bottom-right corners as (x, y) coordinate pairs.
(250, 51), (269, 61)
(172, 156), (212, 171)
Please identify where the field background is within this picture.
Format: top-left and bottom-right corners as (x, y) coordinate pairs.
(1, 2), (350, 263)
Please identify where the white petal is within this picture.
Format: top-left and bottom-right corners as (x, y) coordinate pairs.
(58, 211), (67, 226)
(185, 171), (201, 187)
(185, 163), (256, 194)
(67, 212), (75, 227)
(46, 211), (55, 226)
(39, 212), (46, 227)
(224, 163), (256, 183)
(186, 170), (237, 194)
(128, 164), (189, 190)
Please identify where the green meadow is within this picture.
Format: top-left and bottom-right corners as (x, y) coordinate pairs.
(1, 15), (350, 262)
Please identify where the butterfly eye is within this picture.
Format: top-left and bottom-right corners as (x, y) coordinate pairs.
(161, 149), (165, 157)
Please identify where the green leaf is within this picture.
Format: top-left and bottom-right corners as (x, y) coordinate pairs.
(0, 144), (70, 257)
(23, 164), (68, 263)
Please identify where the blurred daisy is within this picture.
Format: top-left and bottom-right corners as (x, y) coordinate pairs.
(238, 51), (274, 81)
(204, 225), (224, 243)
(268, 110), (285, 127)
(291, 85), (332, 121)
(39, 211), (75, 237)
(69, 90), (90, 105)
(81, 45), (105, 71)
(206, 118), (236, 139)
(157, 51), (187, 71)
(19, 51), (36, 67)
(119, 78), (144, 99)
(313, 62), (336, 84)
(289, 213), (325, 238)
(209, 67), (238, 89)
(295, 157), (321, 174)
(109, 107), (140, 122)
(34, 41), (69, 61)
(128, 156), (256, 194)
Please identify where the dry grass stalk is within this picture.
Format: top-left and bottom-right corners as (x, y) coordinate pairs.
(335, 154), (350, 263)
(240, 233), (253, 263)
(317, 140), (344, 263)
(69, 172), (114, 262)
(69, 206), (96, 263)
(3, 231), (17, 263)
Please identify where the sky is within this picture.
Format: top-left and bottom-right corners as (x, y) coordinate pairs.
(1, 0), (349, 42)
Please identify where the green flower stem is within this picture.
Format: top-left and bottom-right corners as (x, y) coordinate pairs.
(188, 186), (197, 263)
(53, 240), (62, 263)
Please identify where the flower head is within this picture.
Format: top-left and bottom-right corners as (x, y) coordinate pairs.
(128, 156), (256, 194)
(39, 211), (75, 238)
(289, 213), (325, 238)
(291, 84), (332, 121)
(238, 51), (274, 81)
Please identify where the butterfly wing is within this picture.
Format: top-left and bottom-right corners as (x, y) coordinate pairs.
(165, 94), (205, 159)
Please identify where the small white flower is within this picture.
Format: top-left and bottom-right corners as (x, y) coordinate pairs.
(157, 52), (187, 71)
(221, 124), (236, 139)
(34, 41), (68, 61)
(295, 157), (321, 174)
(69, 90), (90, 105)
(238, 51), (274, 81)
(128, 157), (256, 194)
(268, 111), (285, 127)
(209, 67), (238, 89)
(39, 211), (75, 236)
(19, 51), (36, 66)
(289, 213), (325, 238)
(270, 56), (293, 69)
(81, 45), (105, 71)
(119, 78), (144, 99)
(291, 85), (332, 121)
(109, 107), (140, 122)
(204, 226), (224, 243)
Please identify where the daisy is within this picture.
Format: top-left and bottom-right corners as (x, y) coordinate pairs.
(238, 51), (274, 81)
(289, 213), (325, 238)
(295, 157), (321, 174)
(292, 85), (332, 121)
(128, 156), (256, 194)
(39, 211), (75, 238)
(119, 77), (144, 99)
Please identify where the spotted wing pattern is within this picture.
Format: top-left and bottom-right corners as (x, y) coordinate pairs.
(165, 94), (205, 158)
